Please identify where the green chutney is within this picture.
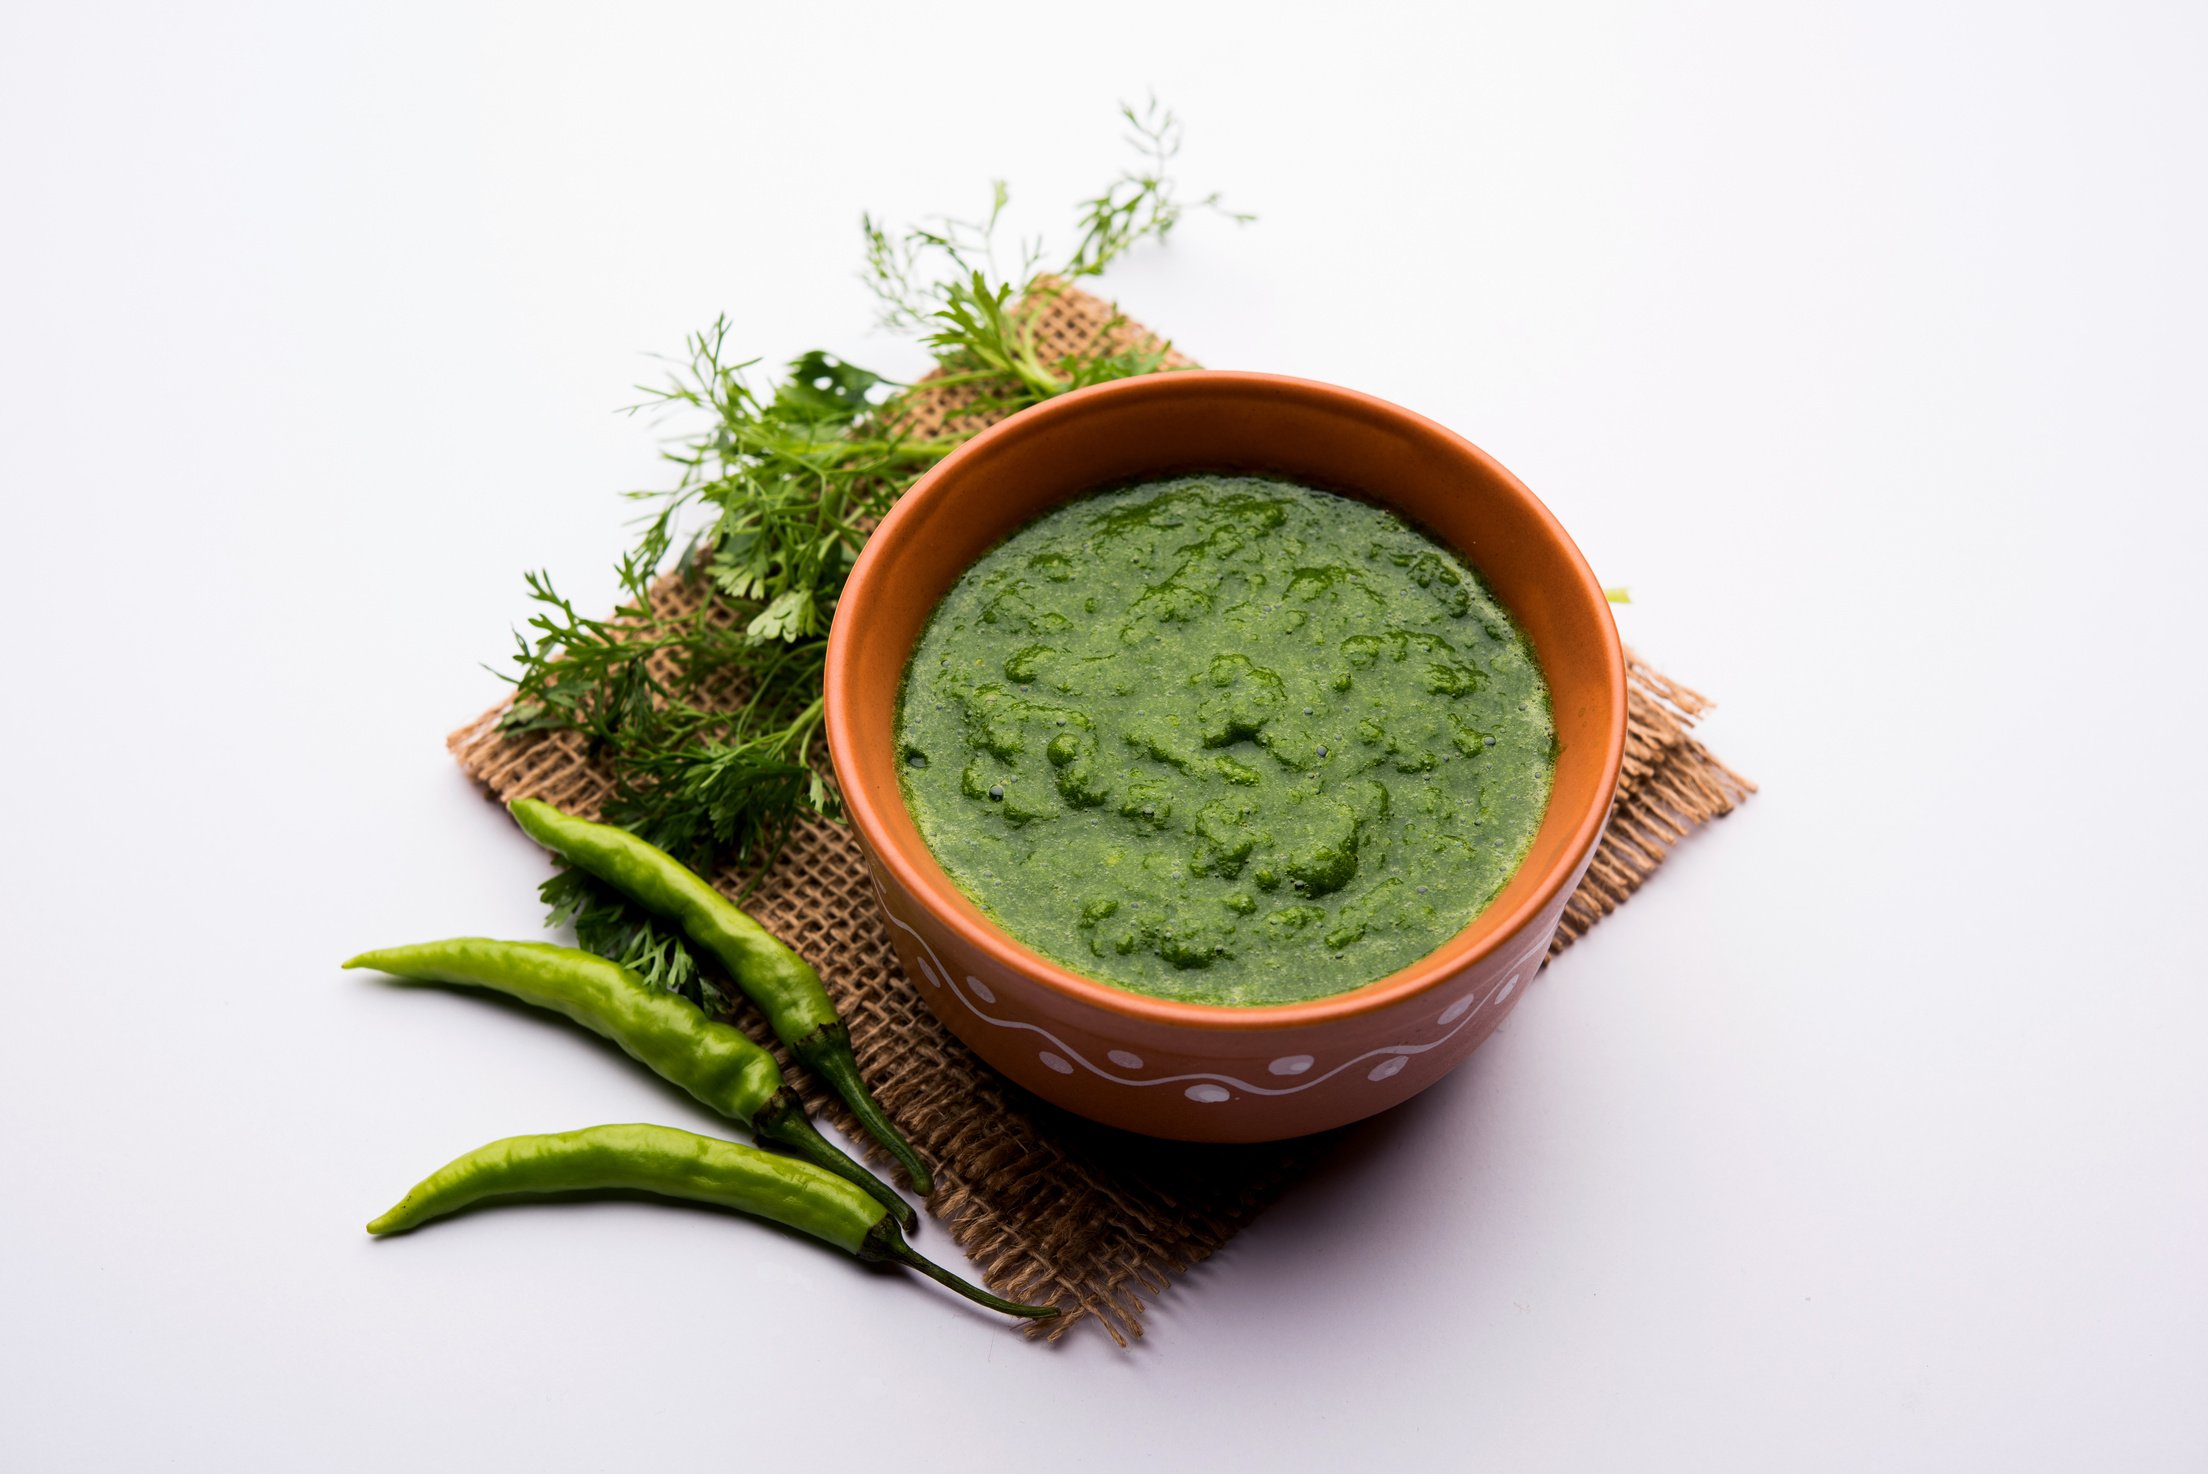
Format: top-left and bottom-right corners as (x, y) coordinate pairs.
(894, 475), (1555, 1006)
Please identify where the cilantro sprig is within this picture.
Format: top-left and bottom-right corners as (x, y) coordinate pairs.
(501, 100), (1243, 877)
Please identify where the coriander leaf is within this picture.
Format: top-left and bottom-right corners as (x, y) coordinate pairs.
(770, 350), (890, 425)
(502, 101), (1239, 880)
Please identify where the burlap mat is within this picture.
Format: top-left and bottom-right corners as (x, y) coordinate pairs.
(448, 285), (1754, 1344)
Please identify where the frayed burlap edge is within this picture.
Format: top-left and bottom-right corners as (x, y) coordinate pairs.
(445, 286), (1752, 1345)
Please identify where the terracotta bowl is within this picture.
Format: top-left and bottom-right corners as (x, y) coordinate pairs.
(825, 371), (1624, 1142)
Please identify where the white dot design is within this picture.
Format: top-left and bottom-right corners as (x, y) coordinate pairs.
(885, 896), (1534, 1102)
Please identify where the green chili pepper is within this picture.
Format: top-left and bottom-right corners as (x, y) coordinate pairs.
(342, 939), (916, 1231)
(508, 798), (933, 1196)
(366, 1124), (1054, 1319)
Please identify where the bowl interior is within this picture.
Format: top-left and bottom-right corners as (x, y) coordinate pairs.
(829, 371), (1623, 1024)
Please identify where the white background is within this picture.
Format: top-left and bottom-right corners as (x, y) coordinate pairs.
(4, 1), (2203, 1468)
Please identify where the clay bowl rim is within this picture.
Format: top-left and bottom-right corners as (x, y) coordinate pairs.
(825, 369), (1625, 1036)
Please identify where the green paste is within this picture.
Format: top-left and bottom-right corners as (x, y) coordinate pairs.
(894, 475), (1555, 1006)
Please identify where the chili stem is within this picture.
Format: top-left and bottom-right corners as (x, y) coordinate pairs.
(873, 1232), (1060, 1319)
(798, 1026), (934, 1195)
(753, 1090), (917, 1231)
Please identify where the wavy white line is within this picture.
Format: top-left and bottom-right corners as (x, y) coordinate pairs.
(880, 901), (1534, 1100)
